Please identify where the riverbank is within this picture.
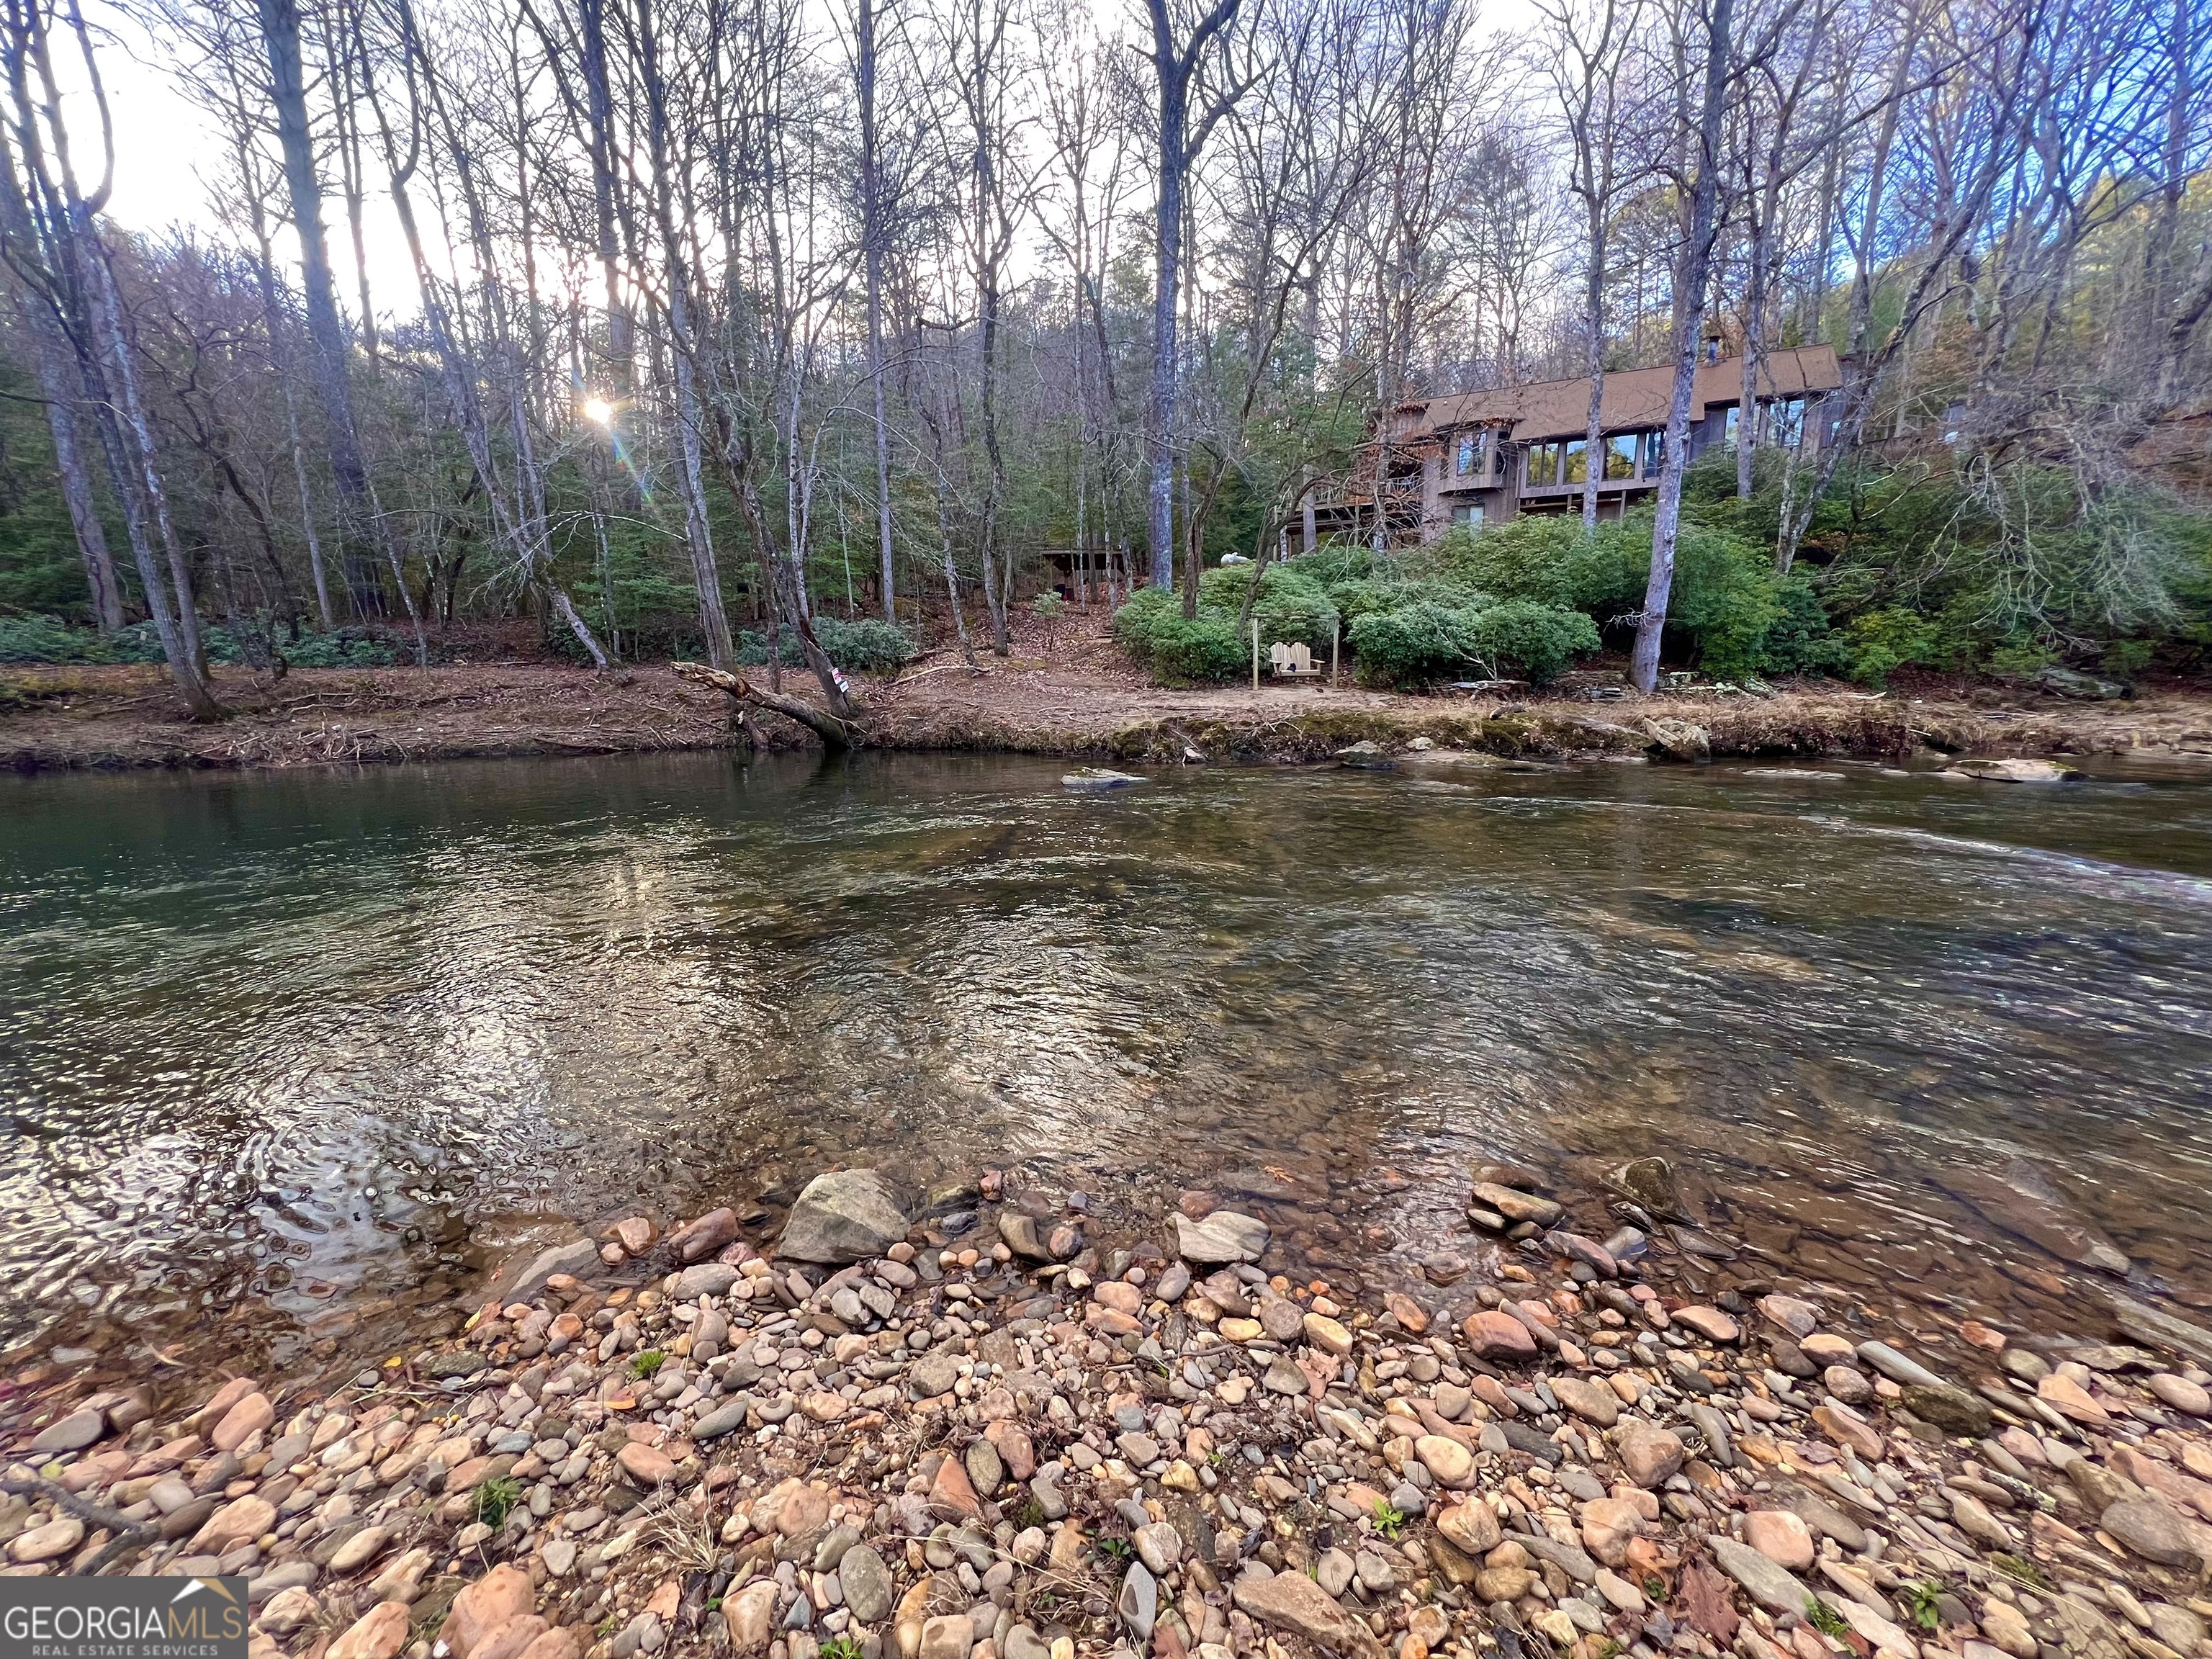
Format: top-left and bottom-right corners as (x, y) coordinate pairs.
(10, 1158), (2212, 1659)
(6, 652), (2212, 774)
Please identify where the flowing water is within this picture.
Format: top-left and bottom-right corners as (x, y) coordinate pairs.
(6, 748), (2212, 1379)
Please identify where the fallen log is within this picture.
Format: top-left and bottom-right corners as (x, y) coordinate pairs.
(671, 660), (858, 751)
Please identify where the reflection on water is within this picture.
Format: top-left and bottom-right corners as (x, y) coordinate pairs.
(4, 750), (2211, 1374)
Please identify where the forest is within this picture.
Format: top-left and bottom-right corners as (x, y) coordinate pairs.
(0, 0), (2206, 714)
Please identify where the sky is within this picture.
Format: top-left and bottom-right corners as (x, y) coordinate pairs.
(94, 11), (222, 230)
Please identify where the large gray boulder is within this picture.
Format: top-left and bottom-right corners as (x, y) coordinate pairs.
(780, 1169), (910, 1264)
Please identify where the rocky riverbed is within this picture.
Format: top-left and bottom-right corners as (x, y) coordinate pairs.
(9, 1159), (2212, 1659)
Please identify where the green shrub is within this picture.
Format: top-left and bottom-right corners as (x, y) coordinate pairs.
(1327, 577), (1493, 625)
(1439, 514), (1838, 680)
(1464, 601), (1601, 684)
(1984, 639), (2057, 677)
(1435, 516), (1645, 615)
(737, 616), (915, 674)
(2100, 638), (2156, 677)
(1346, 601), (1489, 686)
(1111, 588), (1182, 660)
(1197, 564), (1339, 650)
(1115, 570), (1335, 680)
(816, 616), (915, 673)
(1667, 529), (1783, 682)
(1845, 608), (1941, 687)
(1756, 577), (1853, 678)
(0, 613), (396, 667)
(1281, 544), (1374, 588)
(0, 613), (117, 663)
(1145, 612), (1248, 685)
(1193, 564), (1254, 610)
(268, 629), (397, 668)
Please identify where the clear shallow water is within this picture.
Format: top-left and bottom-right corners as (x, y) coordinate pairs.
(5, 750), (2212, 1375)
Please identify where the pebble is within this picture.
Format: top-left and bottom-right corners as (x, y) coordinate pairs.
(9, 1516), (85, 1563)
(2102, 1496), (2205, 1567)
(1617, 1421), (1686, 1487)
(14, 1170), (2212, 1659)
(31, 1407), (107, 1455)
(1172, 1210), (1268, 1263)
(1115, 1562), (1157, 1641)
(1708, 1535), (1816, 1614)
(1414, 1434), (1472, 1485)
(2149, 1372), (2212, 1415)
(1856, 1341), (1945, 1388)
(1744, 1508), (1814, 1569)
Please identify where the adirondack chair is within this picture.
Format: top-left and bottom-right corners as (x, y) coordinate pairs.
(1269, 641), (1322, 679)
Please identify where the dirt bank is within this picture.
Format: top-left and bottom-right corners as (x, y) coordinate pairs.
(7, 635), (2212, 774)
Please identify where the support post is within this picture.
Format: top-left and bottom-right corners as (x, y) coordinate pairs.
(1330, 621), (1339, 688)
(1251, 616), (1259, 691)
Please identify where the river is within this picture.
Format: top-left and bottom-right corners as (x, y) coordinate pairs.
(4, 749), (2210, 1378)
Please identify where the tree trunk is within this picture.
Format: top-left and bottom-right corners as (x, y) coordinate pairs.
(573, 0), (631, 392)
(1629, 0), (1732, 695)
(978, 273), (1010, 653)
(1143, 10), (1188, 590)
(28, 303), (120, 630)
(673, 660), (855, 750)
(257, 0), (382, 616)
(858, 0), (896, 624)
(1581, 215), (1606, 530)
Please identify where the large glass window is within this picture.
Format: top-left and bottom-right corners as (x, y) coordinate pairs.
(1770, 397), (1806, 447)
(1525, 442), (1565, 487)
(1451, 503), (1485, 529)
(1724, 405), (1740, 444)
(1564, 439), (1588, 485)
(1455, 432), (1485, 476)
(1606, 435), (1637, 479)
(1642, 430), (1666, 474)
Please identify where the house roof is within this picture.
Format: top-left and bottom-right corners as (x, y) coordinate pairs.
(1402, 346), (1843, 444)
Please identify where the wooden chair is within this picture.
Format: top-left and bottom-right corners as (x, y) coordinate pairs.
(1270, 642), (1322, 679)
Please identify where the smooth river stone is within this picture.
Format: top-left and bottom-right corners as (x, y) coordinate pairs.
(2151, 1374), (2212, 1416)
(1855, 1341), (1945, 1388)
(1415, 1435), (1473, 1486)
(32, 1408), (107, 1455)
(10, 1517), (84, 1564)
(1174, 1211), (1269, 1264)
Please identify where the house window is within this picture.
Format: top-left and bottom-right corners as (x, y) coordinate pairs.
(1724, 405), (1740, 444)
(1770, 397), (1806, 447)
(1606, 436), (1637, 480)
(1451, 503), (1485, 529)
(1455, 432), (1484, 476)
(1564, 439), (1589, 484)
(1525, 441), (1565, 487)
(1642, 431), (1666, 474)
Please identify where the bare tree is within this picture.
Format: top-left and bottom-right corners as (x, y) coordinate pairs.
(1139, 0), (1251, 590)
(255, 0), (387, 616)
(1542, 0), (1644, 529)
(1627, 0), (1732, 693)
(0, 0), (221, 714)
